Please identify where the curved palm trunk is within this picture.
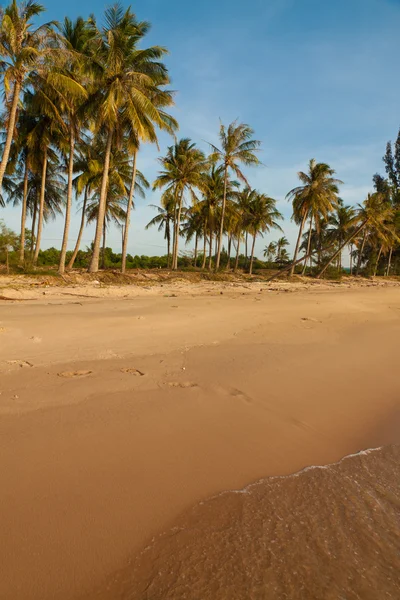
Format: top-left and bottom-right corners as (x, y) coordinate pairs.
(121, 150), (137, 274)
(0, 80), (21, 193)
(386, 247), (393, 276)
(317, 221), (367, 279)
(59, 130), (75, 274)
(249, 234), (257, 275)
(89, 128), (113, 273)
(33, 148), (48, 266)
(172, 190), (184, 270)
(302, 215), (313, 275)
(215, 166), (228, 270)
(234, 237), (241, 272)
(290, 212), (308, 276)
(67, 185), (89, 270)
(373, 245), (383, 277)
(355, 229), (367, 276)
(194, 232), (198, 267)
(19, 156), (29, 266)
(30, 199), (37, 259)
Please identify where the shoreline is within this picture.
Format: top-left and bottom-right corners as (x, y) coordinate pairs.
(0, 284), (399, 599)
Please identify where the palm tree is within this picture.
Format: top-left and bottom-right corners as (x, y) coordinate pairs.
(55, 16), (94, 274)
(0, 0), (54, 193)
(86, 4), (177, 273)
(145, 193), (175, 267)
(326, 202), (356, 272)
(209, 121), (261, 270)
(318, 193), (397, 278)
(246, 190), (282, 275)
(275, 236), (289, 263)
(153, 139), (207, 270)
(287, 159), (342, 276)
(263, 241), (277, 262)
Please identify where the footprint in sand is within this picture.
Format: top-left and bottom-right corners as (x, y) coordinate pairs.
(57, 370), (92, 378)
(120, 368), (145, 376)
(6, 360), (33, 368)
(166, 381), (198, 389)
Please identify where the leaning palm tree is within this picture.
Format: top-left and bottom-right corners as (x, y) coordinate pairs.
(86, 4), (177, 273)
(287, 159), (342, 276)
(246, 190), (283, 275)
(0, 0), (55, 192)
(153, 139), (207, 270)
(317, 193), (397, 278)
(209, 121), (261, 270)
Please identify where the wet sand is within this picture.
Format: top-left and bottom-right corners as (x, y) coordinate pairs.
(0, 282), (399, 599)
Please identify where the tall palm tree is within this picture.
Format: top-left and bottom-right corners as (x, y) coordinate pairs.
(86, 4), (177, 273)
(287, 159), (342, 276)
(55, 16), (94, 274)
(0, 0), (54, 193)
(246, 190), (282, 275)
(209, 121), (261, 270)
(326, 201), (356, 272)
(263, 241), (277, 262)
(275, 236), (289, 263)
(145, 193), (175, 267)
(153, 138), (207, 270)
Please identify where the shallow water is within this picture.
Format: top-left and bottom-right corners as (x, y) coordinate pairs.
(115, 445), (400, 600)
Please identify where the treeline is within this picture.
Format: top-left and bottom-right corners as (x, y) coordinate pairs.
(0, 1), (399, 278)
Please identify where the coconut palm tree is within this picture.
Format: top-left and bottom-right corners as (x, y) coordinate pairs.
(153, 139), (207, 270)
(287, 159), (342, 276)
(0, 0), (55, 193)
(318, 193), (397, 278)
(55, 16), (94, 274)
(246, 190), (282, 275)
(86, 4), (177, 273)
(209, 121), (261, 270)
(263, 241), (277, 262)
(145, 192), (175, 268)
(275, 236), (289, 263)
(326, 201), (356, 272)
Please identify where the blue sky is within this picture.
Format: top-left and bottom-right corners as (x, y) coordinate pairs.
(3, 0), (400, 258)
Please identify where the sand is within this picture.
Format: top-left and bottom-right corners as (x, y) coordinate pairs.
(0, 278), (399, 599)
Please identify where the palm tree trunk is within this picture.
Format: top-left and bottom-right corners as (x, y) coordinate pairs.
(215, 165), (228, 270)
(302, 215), (313, 275)
(194, 232), (198, 267)
(166, 218), (171, 269)
(33, 148), (48, 266)
(0, 80), (21, 193)
(234, 237), (240, 272)
(349, 244), (354, 275)
(101, 219), (106, 270)
(19, 156), (29, 266)
(373, 245), (383, 277)
(172, 190), (184, 270)
(386, 247), (393, 276)
(245, 232), (249, 268)
(225, 235), (232, 271)
(30, 199), (37, 259)
(290, 212), (308, 277)
(67, 185), (89, 270)
(317, 221), (367, 279)
(121, 150), (137, 274)
(355, 229), (367, 276)
(249, 234), (257, 275)
(208, 230), (213, 270)
(89, 127), (113, 272)
(59, 129), (75, 274)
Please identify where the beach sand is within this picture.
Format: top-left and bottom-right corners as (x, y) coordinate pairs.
(0, 279), (399, 599)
